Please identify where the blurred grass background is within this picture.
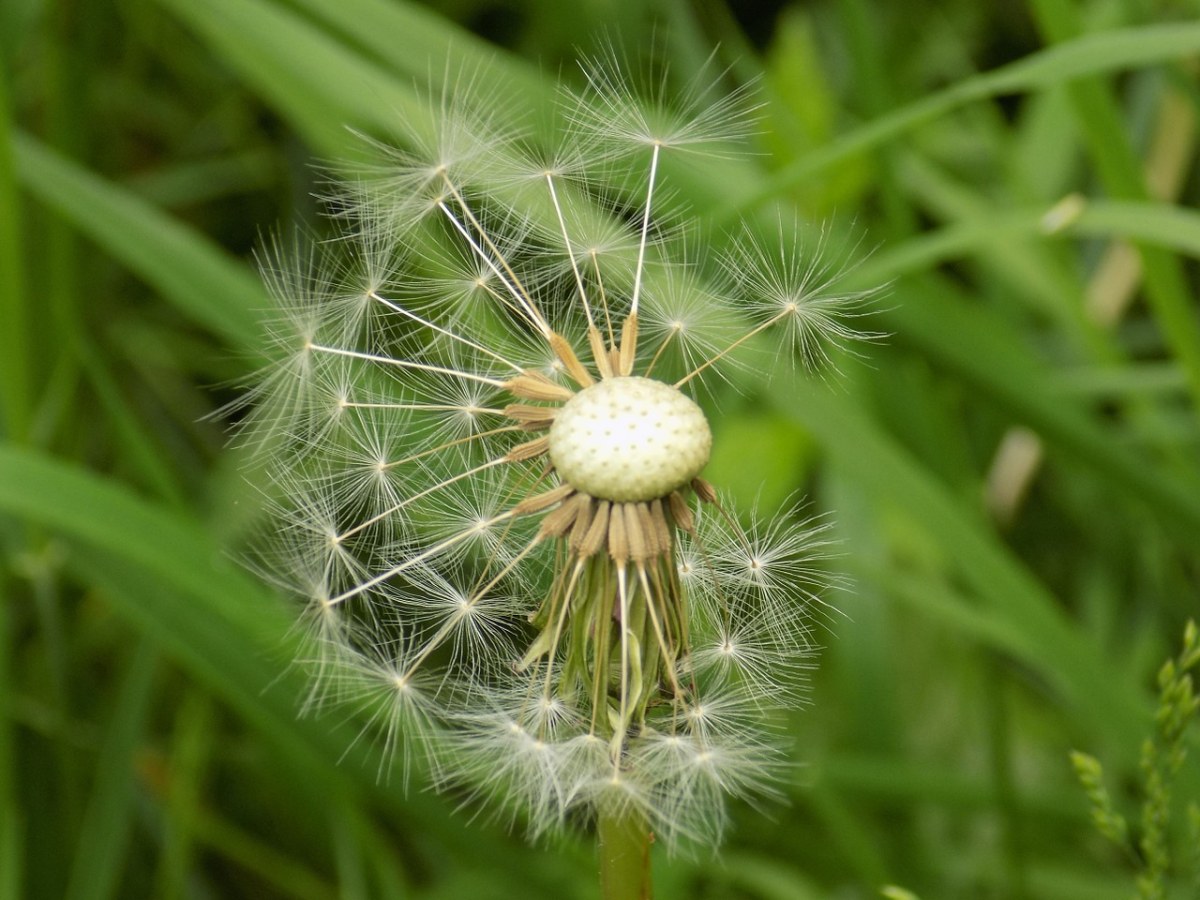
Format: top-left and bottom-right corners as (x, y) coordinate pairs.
(2, 0), (1200, 898)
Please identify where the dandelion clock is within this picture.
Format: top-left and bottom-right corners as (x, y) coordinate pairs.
(235, 50), (875, 898)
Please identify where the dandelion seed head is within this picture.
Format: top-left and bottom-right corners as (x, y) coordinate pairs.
(236, 50), (873, 852)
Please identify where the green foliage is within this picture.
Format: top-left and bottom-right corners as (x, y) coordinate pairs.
(2, 0), (1199, 897)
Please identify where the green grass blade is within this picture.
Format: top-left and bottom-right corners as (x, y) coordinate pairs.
(720, 21), (1200, 220)
(1072, 199), (1200, 257)
(857, 199), (1200, 291)
(287, 0), (546, 98)
(0, 445), (268, 626)
(156, 0), (430, 156)
(155, 692), (213, 900)
(0, 445), (366, 789)
(859, 163), (1200, 329)
(0, 573), (22, 900)
(180, 803), (334, 900)
(12, 133), (265, 352)
(0, 801), (18, 900)
(64, 640), (158, 900)
(710, 852), (827, 900)
(0, 66), (29, 442)
(330, 799), (369, 900)
(895, 152), (1096, 340)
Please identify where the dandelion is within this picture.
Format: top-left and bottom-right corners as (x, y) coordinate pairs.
(238, 50), (874, 892)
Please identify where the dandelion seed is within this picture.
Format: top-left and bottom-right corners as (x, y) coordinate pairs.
(239, 51), (875, 854)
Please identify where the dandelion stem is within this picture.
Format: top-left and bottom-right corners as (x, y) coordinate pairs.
(598, 808), (654, 900)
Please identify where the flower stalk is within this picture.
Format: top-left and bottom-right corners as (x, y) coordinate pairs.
(599, 807), (654, 900)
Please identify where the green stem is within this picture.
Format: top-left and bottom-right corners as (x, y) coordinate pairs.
(598, 808), (653, 900)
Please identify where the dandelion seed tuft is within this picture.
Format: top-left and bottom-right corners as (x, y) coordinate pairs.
(237, 50), (874, 851)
